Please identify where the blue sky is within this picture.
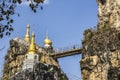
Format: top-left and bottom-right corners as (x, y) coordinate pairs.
(0, 0), (98, 79)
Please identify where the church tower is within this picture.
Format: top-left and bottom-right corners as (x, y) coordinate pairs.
(2, 24), (68, 80)
(44, 34), (52, 48)
(24, 24), (30, 43)
(22, 32), (39, 70)
(44, 34), (54, 53)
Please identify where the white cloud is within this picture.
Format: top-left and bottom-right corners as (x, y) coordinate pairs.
(18, 0), (49, 6)
(43, 0), (49, 5)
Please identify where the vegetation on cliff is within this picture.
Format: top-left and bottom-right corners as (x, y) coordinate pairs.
(81, 20), (120, 80)
(9, 63), (68, 80)
(2, 38), (66, 80)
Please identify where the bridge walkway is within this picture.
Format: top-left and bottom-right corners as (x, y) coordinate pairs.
(50, 44), (82, 58)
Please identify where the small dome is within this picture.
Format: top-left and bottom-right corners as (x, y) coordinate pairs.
(44, 34), (52, 45)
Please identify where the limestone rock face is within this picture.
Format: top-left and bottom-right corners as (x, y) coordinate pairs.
(9, 63), (68, 80)
(2, 38), (64, 80)
(81, 28), (120, 80)
(81, 0), (120, 80)
(97, 0), (120, 29)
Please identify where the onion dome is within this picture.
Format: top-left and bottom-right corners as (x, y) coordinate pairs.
(44, 34), (52, 45)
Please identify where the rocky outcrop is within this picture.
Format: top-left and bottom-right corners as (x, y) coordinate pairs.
(81, 0), (120, 80)
(97, 0), (120, 29)
(2, 38), (61, 80)
(81, 28), (120, 80)
(9, 63), (68, 80)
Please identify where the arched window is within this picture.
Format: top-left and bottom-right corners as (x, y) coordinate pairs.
(25, 55), (27, 59)
(34, 55), (37, 60)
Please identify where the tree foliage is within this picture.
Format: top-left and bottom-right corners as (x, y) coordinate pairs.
(0, 0), (44, 38)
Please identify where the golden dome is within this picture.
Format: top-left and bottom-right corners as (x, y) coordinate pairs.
(44, 34), (52, 45)
(28, 32), (36, 54)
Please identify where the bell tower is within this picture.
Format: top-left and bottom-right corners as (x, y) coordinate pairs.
(44, 34), (52, 48)
(44, 34), (54, 53)
(22, 32), (39, 70)
(24, 24), (30, 43)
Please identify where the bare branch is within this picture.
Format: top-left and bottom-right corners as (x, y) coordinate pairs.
(0, 46), (5, 51)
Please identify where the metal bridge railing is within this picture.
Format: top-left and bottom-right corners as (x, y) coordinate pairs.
(54, 44), (81, 53)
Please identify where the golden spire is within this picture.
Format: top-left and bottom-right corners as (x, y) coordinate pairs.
(24, 24), (30, 43)
(28, 32), (36, 54)
(44, 34), (52, 45)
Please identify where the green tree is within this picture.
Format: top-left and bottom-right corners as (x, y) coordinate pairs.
(0, 0), (44, 38)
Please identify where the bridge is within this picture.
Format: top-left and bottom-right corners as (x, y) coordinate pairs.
(50, 44), (82, 80)
(51, 44), (82, 58)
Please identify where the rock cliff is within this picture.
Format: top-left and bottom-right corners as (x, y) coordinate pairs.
(97, 0), (120, 29)
(9, 63), (68, 80)
(81, 0), (120, 80)
(2, 38), (68, 80)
